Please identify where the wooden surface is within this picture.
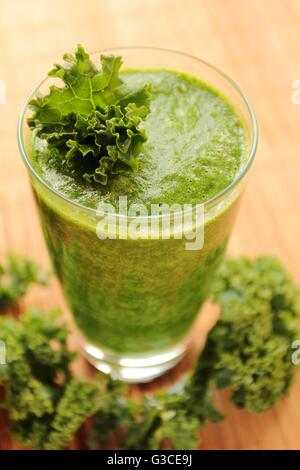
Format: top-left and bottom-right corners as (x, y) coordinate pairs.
(1, 0), (300, 450)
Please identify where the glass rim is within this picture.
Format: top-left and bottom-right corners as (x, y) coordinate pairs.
(17, 46), (258, 220)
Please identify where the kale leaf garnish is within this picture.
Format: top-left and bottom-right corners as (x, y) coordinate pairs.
(27, 45), (151, 185)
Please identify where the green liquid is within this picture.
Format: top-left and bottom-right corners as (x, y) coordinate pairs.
(28, 69), (248, 355)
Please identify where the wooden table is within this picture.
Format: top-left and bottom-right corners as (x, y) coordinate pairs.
(1, 0), (300, 450)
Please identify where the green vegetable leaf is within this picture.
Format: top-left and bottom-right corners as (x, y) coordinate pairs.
(207, 256), (300, 413)
(45, 380), (101, 450)
(27, 44), (151, 185)
(0, 309), (101, 450)
(89, 378), (135, 447)
(0, 254), (49, 311)
(148, 410), (199, 451)
(91, 384), (202, 451)
(124, 392), (201, 450)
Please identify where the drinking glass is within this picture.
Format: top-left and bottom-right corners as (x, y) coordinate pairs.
(18, 48), (258, 382)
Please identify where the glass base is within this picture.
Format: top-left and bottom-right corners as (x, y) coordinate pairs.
(78, 335), (188, 383)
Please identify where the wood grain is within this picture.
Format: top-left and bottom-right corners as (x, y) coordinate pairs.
(1, 0), (300, 450)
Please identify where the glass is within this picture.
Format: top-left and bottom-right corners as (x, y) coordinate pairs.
(18, 47), (258, 382)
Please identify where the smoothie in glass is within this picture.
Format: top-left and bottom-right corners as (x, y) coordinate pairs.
(18, 47), (257, 382)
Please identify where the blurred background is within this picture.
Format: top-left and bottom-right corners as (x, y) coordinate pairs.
(1, 0), (300, 449)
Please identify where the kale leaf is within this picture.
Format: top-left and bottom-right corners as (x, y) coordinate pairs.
(0, 309), (101, 449)
(0, 254), (48, 311)
(27, 45), (151, 185)
(206, 256), (300, 413)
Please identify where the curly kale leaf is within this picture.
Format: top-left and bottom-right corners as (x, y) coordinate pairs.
(203, 256), (300, 413)
(0, 254), (48, 311)
(27, 44), (151, 185)
(90, 381), (201, 451)
(124, 392), (200, 451)
(0, 309), (101, 449)
(89, 378), (134, 446)
(44, 380), (102, 450)
(91, 373), (217, 450)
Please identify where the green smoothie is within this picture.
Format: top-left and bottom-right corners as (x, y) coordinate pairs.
(23, 49), (248, 359)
